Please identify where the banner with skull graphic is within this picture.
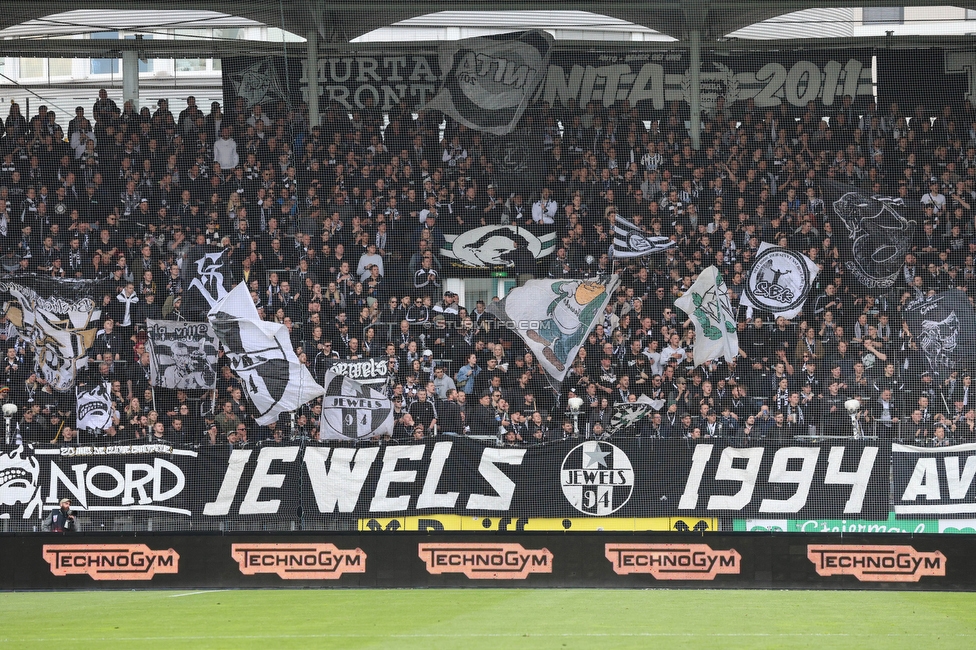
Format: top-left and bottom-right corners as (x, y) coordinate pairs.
(903, 289), (976, 377)
(0, 277), (100, 392)
(824, 181), (917, 290)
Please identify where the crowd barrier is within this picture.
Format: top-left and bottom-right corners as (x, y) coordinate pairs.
(2, 531), (973, 590)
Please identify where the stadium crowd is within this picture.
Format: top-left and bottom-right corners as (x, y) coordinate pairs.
(2, 87), (976, 450)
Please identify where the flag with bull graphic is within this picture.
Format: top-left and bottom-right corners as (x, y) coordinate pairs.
(319, 369), (394, 441)
(424, 30), (554, 136)
(208, 282), (324, 425)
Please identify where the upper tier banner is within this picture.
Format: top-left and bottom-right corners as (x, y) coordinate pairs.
(223, 48), (874, 116)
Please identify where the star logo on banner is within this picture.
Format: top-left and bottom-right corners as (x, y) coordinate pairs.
(583, 443), (609, 469)
(229, 58), (288, 108)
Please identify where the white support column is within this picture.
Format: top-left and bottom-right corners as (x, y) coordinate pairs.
(122, 50), (139, 110)
(307, 29), (319, 127)
(689, 29), (701, 151)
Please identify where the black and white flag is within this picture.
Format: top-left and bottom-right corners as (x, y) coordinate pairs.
(321, 357), (390, 387)
(0, 277), (100, 391)
(903, 289), (976, 377)
(424, 30), (554, 136)
(208, 282), (324, 425)
(611, 216), (675, 258)
(440, 224), (557, 269)
(319, 369), (394, 441)
(76, 382), (114, 430)
(185, 247), (235, 319)
(825, 181), (916, 290)
(740, 242), (819, 319)
(607, 402), (654, 436)
(146, 320), (219, 390)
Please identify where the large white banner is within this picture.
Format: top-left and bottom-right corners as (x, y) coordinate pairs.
(208, 283), (324, 426)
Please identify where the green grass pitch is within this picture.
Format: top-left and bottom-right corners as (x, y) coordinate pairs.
(1, 589), (974, 649)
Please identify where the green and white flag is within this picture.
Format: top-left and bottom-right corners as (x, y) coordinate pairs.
(674, 266), (739, 366)
(488, 275), (620, 386)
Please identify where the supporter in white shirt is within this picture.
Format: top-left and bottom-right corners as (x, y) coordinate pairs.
(532, 187), (558, 225)
(660, 333), (687, 366)
(356, 243), (384, 282)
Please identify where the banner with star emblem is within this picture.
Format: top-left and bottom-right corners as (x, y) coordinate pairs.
(224, 57), (291, 109)
(674, 266), (739, 366)
(208, 282), (324, 426)
(0, 438), (887, 529)
(319, 368), (394, 441)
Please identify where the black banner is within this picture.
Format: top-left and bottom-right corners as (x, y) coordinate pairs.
(0, 438), (889, 529)
(878, 49), (974, 115)
(892, 442), (976, 519)
(222, 48), (874, 115)
(902, 289), (976, 377)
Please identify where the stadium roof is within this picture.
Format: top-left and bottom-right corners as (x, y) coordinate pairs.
(3, 1), (976, 46)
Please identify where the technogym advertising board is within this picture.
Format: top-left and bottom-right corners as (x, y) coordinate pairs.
(2, 533), (974, 591)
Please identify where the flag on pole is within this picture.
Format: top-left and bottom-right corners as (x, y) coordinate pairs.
(423, 30), (553, 136)
(611, 216), (675, 258)
(208, 282), (324, 425)
(674, 266), (739, 366)
(487, 275), (619, 387)
(739, 242), (819, 319)
(146, 320), (219, 390)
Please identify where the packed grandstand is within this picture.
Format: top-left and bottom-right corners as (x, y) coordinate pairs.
(0, 83), (973, 455)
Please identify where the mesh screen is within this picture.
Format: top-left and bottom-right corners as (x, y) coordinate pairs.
(0, 6), (974, 534)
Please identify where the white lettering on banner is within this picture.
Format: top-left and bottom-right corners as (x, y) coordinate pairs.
(825, 445), (879, 513)
(466, 448), (525, 510)
(42, 459), (187, 513)
(708, 448), (764, 511)
(417, 442), (460, 509)
(202, 449), (253, 516)
(240, 447), (299, 515)
(369, 446), (425, 512)
(299, 57), (439, 110)
(304, 446), (379, 514)
(760, 448), (820, 513)
(542, 58), (871, 109)
(679, 445), (879, 514)
(893, 443), (976, 515)
(901, 458), (942, 501)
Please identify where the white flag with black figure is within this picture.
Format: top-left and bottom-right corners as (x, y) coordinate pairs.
(208, 282), (324, 426)
(739, 242), (819, 319)
(611, 216), (675, 258)
(76, 382), (114, 429)
(674, 266), (740, 366)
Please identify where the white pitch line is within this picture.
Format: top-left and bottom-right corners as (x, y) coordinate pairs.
(6, 633), (976, 641)
(167, 590), (225, 598)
